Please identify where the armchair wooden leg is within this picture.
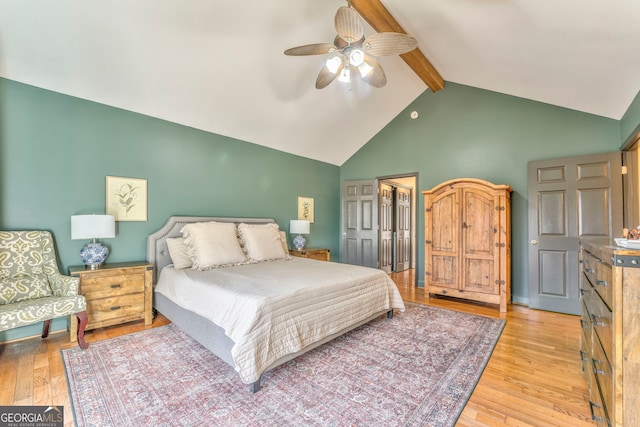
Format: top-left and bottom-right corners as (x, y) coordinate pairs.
(75, 311), (89, 349)
(41, 320), (51, 338)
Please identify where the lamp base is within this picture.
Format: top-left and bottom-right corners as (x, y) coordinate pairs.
(80, 241), (109, 269)
(293, 234), (306, 250)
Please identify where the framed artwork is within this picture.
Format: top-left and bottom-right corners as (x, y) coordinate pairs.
(297, 196), (314, 223)
(106, 176), (148, 222)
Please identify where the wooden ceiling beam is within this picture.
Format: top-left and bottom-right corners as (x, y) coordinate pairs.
(350, 0), (444, 91)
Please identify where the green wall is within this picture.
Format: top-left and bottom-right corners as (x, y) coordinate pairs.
(0, 78), (340, 341)
(340, 82), (621, 304)
(621, 90), (640, 144)
(2, 77), (636, 341)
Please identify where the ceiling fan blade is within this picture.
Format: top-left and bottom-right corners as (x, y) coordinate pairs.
(334, 6), (363, 44)
(360, 55), (386, 88)
(363, 32), (418, 56)
(316, 58), (345, 89)
(284, 43), (336, 56)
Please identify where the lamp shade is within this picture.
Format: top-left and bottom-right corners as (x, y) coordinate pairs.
(71, 215), (115, 240)
(290, 220), (310, 235)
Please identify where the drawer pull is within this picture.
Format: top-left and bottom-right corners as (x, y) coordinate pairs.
(594, 368), (606, 375)
(110, 284), (122, 288)
(579, 350), (588, 361)
(585, 268), (594, 273)
(595, 280), (607, 287)
(589, 401), (603, 422)
(580, 288), (589, 296)
(590, 314), (605, 327)
(110, 306), (121, 311)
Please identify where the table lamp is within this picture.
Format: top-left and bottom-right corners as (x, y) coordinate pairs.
(290, 220), (310, 250)
(71, 214), (116, 269)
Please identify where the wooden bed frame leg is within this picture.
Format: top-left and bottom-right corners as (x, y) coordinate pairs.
(387, 309), (394, 319)
(249, 378), (261, 393)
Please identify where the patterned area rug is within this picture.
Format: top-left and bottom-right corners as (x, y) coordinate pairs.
(62, 303), (504, 427)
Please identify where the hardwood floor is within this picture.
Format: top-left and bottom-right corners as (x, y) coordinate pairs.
(0, 269), (594, 426)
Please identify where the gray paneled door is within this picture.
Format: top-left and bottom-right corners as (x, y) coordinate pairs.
(379, 182), (394, 273)
(342, 180), (378, 268)
(527, 152), (622, 314)
(394, 185), (412, 272)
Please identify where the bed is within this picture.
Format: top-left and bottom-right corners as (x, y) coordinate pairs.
(147, 216), (405, 392)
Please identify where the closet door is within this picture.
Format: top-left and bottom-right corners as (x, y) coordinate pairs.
(461, 188), (500, 295)
(425, 186), (459, 291)
(342, 180), (378, 268)
(395, 186), (412, 272)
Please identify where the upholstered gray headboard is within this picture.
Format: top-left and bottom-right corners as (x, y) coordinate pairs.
(146, 216), (276, 284)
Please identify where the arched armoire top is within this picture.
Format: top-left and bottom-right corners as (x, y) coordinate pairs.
(421, 178), (512, 195)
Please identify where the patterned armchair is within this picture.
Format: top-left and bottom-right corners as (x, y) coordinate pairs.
(0, 231), (88, 349)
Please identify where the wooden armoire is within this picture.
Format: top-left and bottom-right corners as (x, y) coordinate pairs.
(422, 178), (512, 312)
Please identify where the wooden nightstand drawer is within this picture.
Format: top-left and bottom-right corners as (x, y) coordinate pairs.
(69, 261), (153, 342)
(86, 293), (146, 326)
(289, 248), (330, 261)
(80, 273), (145, 299)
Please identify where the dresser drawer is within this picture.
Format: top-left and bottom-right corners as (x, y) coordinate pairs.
(586, 292), (612, 364)
(80, 272), (145, 300)
(591, 333), (613, 422)
(580, 300), (592, 350)
(586, 357), (609, 427)
(594, 260), (612, 310)
(86, 293), (145, 325)
(582, 252), (599, 287)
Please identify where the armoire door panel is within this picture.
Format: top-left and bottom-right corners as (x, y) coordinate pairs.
(430, 191), (458, 253)
(431, 255), (457, 288)
(463, 190), (495, 256)
(464, 258), (497, 294)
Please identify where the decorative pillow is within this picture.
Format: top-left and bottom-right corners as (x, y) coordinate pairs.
(166, 237), (192, 269)
(238, 223), (289, 262)
(279, 231), (289, 254)
(180, 222), (247, 270)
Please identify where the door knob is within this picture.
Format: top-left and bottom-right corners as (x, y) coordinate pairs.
(530, 239), (538, 245)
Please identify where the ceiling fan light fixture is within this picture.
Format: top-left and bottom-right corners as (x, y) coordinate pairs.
(338, 67), (351, 83)
(358, 61), (373, 77)
(325, 56), (343, 74)
(349, 48), (365, 67)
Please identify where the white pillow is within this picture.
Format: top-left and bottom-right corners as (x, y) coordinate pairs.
(238, 223), (289, 262)
(180, 222), (247, 270)
(279, 231), (289, 254)
(166, 237), (192, 269)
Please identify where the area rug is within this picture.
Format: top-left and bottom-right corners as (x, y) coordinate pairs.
(62, 303), (505, 427)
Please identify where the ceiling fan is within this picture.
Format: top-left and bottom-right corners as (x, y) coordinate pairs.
(284, 4), (418, 89)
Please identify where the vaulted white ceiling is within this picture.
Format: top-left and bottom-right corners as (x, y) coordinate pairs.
(1, 0), (639, 165)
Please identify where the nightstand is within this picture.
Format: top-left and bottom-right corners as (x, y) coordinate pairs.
(289, 248), (330, 261)
(68, 261), (153, 342)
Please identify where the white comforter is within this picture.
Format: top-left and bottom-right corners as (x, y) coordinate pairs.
(155, 257), (405, 383)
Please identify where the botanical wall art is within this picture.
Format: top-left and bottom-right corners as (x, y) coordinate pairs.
(106, 176), (147, 221)
(297, 196), (314, 223)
